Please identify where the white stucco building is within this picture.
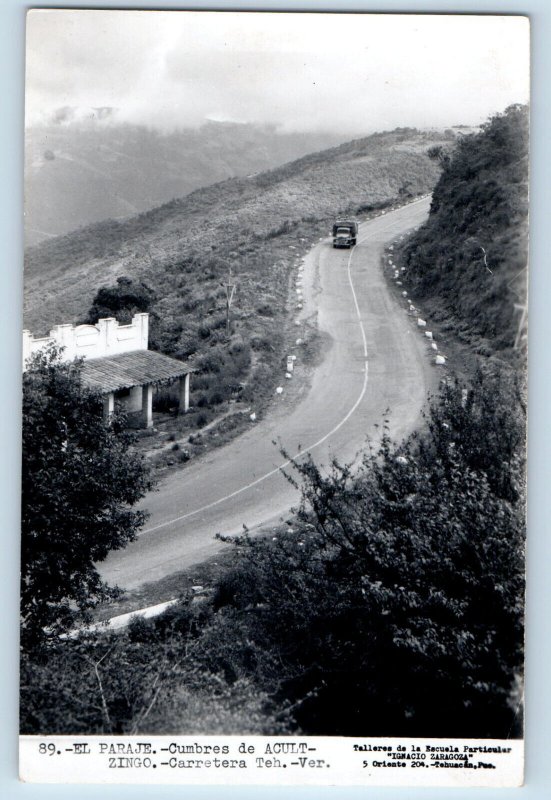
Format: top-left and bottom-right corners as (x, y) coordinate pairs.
(23, 313), (194, 428)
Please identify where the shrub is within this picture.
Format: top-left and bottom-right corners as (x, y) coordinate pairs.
(86, 276), (156, 325)
(251, 335), (273, 352)
(212, 373), (525, 738)
(20, 372), (524, 738)
(256, 304), (275, 317)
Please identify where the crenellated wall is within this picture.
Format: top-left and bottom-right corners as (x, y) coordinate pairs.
(22, 313), (149, 370)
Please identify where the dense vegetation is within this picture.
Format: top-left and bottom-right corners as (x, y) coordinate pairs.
(21, 349), (151, 645)
(21, 371), (525, 737)
(397, 105), (528, 353)
(86, 276), (156, 325)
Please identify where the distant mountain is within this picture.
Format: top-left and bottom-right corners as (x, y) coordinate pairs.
(24, 120), (343, 245)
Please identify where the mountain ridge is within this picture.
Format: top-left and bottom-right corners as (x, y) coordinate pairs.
(25, 120), (345, 246)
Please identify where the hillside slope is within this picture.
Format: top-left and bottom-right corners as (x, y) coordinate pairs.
(24, 127), (450, 426)
(24, 120), (342, 246)
(24, 127), (449, 326)
(395, 105), (528, 356)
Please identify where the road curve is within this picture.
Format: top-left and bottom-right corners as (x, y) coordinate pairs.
(100, 197), (436, 590)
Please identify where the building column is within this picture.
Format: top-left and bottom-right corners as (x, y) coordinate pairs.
(178, 373), (190, 414)
(102, 392), (115, 422)
(141, 384), (154, 428)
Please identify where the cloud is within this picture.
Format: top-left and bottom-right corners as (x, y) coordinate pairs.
(25, 10), (530, 135)
(51, 106), (77, 125)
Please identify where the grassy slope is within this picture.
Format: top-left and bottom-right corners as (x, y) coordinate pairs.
(24, 127), (450, 427)
(395, 106), (528, 358)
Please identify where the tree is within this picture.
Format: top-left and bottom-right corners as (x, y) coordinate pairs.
(212, 372), (525, 737)
(21, 348), (152, 643)
(86, 276), (156, 325)
(426, 144), (451, 168)
(20, 372), (525, 738)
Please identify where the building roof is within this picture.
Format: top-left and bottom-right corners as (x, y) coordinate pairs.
(81, 350), (195, 394)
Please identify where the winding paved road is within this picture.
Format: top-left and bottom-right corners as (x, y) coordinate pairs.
(100, 196), (436, 590)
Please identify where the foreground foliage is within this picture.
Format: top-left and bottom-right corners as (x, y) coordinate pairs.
(21, 349), (152, 644)
(209, 369), (525, 737)
(21, 370), (525, 737)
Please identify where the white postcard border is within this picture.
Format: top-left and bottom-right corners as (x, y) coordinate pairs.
(20, 736), (523, 787)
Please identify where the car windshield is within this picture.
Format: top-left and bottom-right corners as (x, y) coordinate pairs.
(337, 228), (349, 235)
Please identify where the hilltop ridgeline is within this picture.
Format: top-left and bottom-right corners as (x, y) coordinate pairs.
(24, 127), (449, 422)
(395, 105), (528, 356)
(24, 126), (449, 332)
(25, 120), (344, 246)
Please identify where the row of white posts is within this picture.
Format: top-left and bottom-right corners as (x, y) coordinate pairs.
(388, 240), (447, 367)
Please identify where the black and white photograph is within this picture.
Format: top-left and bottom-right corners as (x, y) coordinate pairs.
(19, 8), (529, 786)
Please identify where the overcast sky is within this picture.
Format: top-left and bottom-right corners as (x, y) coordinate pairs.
(25, 10), (529, 134)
